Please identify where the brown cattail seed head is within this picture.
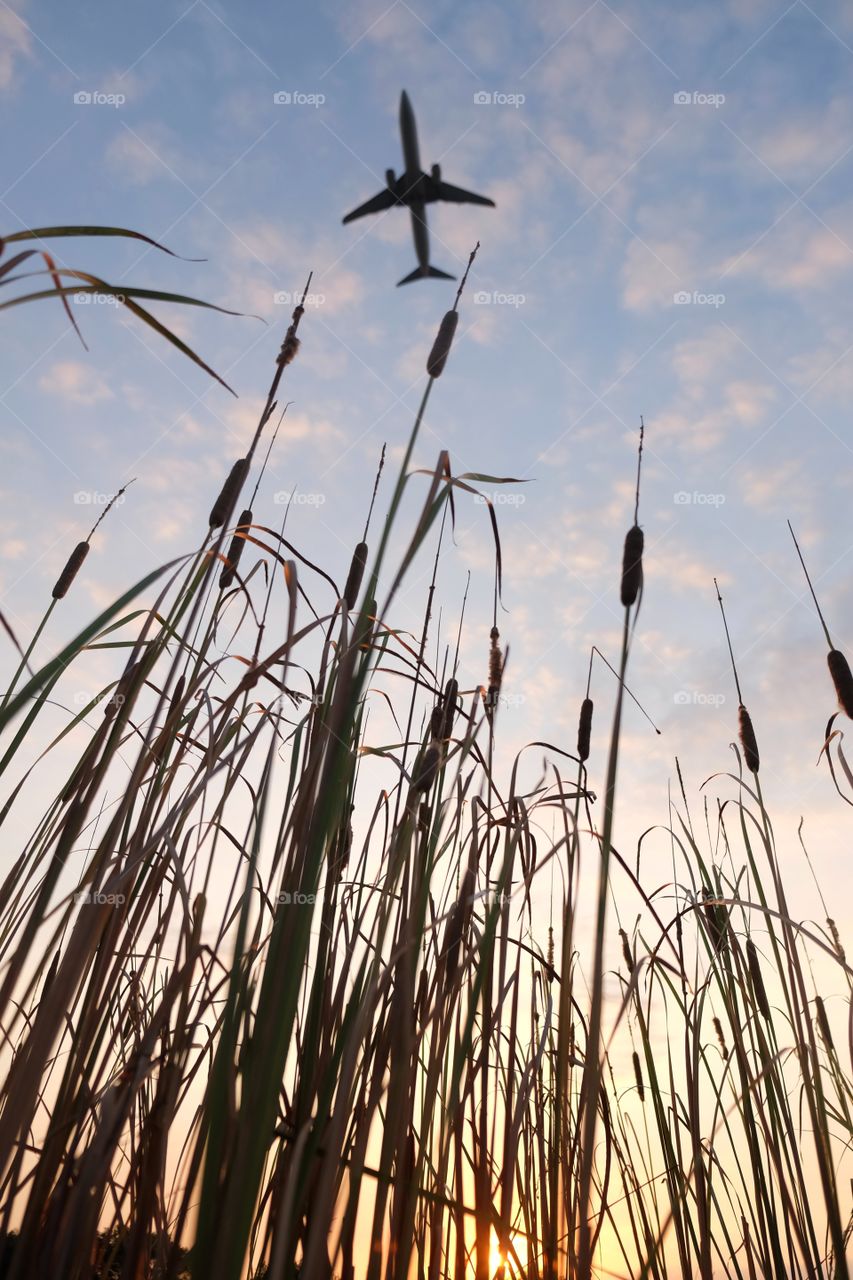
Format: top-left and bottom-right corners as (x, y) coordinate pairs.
(619, 927), (634, 974)
(632, 1050), (645, 1102)
(746, 939), (770, 1018)
(278, 332), (301, 366)
(815, 996), (834, 1051)
(485, 626), (503, 718)
(620, 524), (644, 607)
(412, 742), (441, 794)
(426, 310), (458, 378)
(440, 678), (459, 740)
(52, 541), (89, 600)
(220, 509), (253, 590)
(168, 675), (186, 717)
(344, 541), (368, 609)
(577, 697), (593, 762)
(547, 925), (554, 973)
(827, 649), (853, 719)
(209, 458), (249, 529)
(702, 886), (728, 953)
(738, 704), (760, 773)
(104, 660), (142, 722)
(442, 901), (464, 985)
(712, 1016), (728, 1054)
(827, 918), (845, 964)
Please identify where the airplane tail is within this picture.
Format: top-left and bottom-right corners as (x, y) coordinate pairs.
(397, 264), (456, 286)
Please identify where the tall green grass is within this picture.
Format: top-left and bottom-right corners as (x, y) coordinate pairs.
(0, 244), (850, 1280)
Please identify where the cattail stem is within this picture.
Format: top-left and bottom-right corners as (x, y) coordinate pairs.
(788, 520), (834, 648)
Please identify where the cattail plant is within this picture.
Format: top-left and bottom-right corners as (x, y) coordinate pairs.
(619, 926), (634, 974)
(484, 625), (504, 722)
(716, 580), (761, 775)
(411, 741), (441, 794)
(343, 542), (368, 609)
(620, 418), (645, 607)
(426, 310), (459, 378)
(438, 677), (459, 740)
(702, 885), (729, 953)
(343, 447), (385, 612)
(620, 525), (644, 607)
(52, 541), (89, 600)
(738, 704), (760, 773)
(219, 405), (292, 590)
(209, 458), (250, 530)
(219, 509), (253, 590)
(632, 1050), (645, 1101)
(425, 243), (478, 379)
(746, 938), (771, 1019)
(789, 521), (853, 719)
(52, 480), (134, 599)
(577, 697), (593, 762)
(815, 996), (834, 1051)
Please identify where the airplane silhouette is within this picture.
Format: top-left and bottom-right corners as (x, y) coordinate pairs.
(342, 91), (495, 285)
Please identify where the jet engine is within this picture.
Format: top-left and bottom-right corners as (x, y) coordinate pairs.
(431, 163), (441, 183)
(385, 168), (396, 189)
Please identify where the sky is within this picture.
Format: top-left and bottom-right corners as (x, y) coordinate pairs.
(2, 0), (853, 926)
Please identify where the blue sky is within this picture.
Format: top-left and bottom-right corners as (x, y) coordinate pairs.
(3, 0), (853, 910)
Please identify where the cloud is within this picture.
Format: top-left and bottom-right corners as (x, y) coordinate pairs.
(737, 458), (809, 513)
(0, 9), (31, 92)
(723, 213), (853, 291)
(39, 361), (113, 406)
(621, 236), (697, 311)
(106, 127), (188, 186)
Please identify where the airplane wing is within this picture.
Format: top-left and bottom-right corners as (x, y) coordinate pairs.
(431, 179), (495, 208)
(342, 189), (400, 224)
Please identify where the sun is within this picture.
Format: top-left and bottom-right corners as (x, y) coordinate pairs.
(488, 1230), (529, 1277)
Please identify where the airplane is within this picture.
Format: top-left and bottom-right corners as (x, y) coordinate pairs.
(342, 90), (495, 285)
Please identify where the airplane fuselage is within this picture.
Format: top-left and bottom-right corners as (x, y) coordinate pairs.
(398, 91), (429, 270)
